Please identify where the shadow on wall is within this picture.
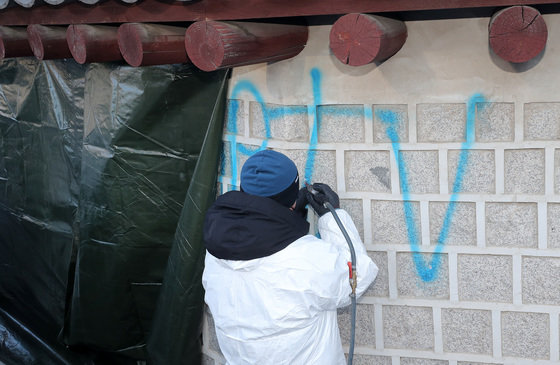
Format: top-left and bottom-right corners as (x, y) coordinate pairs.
(489, 44), (545, 73)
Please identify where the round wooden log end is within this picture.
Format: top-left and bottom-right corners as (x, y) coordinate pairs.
(67, 25), (87, 64)
(27, 25), (45, 60)
(185, 21), (225, 72)
(330, 13), (383, 66)
(117, 23), (143, 67)
(489, 6), (547, 63)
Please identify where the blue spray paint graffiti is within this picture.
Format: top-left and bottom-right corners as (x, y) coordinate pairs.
(304, 68), (322, 184)
(226, 68), (325, 188)
(226, 68), (485, 283)
(376, 94), (486, 282)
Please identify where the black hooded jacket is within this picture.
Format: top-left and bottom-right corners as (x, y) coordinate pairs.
(203, 191), (310, 260)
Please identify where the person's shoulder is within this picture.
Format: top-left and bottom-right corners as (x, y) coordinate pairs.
(273, 234), (334, 258)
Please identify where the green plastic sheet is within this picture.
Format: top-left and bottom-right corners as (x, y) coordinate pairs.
(0, 58), (228, 364)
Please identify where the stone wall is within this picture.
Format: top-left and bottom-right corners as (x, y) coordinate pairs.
(202, 15), (560, 365)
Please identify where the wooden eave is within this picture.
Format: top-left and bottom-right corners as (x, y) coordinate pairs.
(0, 0), (559, 25)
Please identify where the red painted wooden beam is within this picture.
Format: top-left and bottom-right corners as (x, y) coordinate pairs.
(185, 21), (307, 71)
(330, 13), (407, 66)
(117, 23), (188, 67)
(67, 24), (122, 64)
(0, 26), (33, 60)
(1, 0), (560, 26)
(489, 6), (547, 63)
(27, 24), (73, 60)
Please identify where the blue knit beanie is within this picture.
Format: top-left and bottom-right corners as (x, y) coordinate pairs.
(240, 150), (299, 207)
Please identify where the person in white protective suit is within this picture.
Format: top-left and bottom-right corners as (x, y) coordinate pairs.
(202, 149), (378, 365)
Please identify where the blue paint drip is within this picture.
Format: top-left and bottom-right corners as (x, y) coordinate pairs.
(364, 105), (373, 122)
(304, 68), (322, 184)
(376, 93), (487, 282)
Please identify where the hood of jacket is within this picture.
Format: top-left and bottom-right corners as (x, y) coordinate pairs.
(203, 191), (310, 261)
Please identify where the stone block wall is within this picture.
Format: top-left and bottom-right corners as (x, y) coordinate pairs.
(203, 97), (560, 365)
(201, 17), (560, 365)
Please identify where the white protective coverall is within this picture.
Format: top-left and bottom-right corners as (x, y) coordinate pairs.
(203, 204), (378, 365)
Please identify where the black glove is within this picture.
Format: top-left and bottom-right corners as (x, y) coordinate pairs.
(292, 187), (309, 218)
(305, 183), (339, 216)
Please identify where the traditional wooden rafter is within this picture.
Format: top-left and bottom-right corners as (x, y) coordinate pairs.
(27, 24), (72, 60)
(0, 26), (32, 59)
(185, 21), (308, 71)
(0, 0), (559, 26)
(489, 6), (548, 63)
(330, 14), (407, 66)
(117, 23), (189, 66)
(0, 1), (553, 68)
(67, 24), (122, 64)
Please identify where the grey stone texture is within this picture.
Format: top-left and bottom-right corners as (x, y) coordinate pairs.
(417, 103), (466, 142)
(202, 354), (215, 365)
(501, 311), (549, 359)
(397, 252), (449, 299)
(352, 355), (392, 365)
(504, 149), (545, 194)
(337, 304), (375, 347)
(373, 104), (409, 143)
(457, 254), (513, 303)
(548, 203), (560, 248)
(458, 363), (502, 365)
(383, 305), (434, 350)
(400, 358), (448, 365)
(448, 149), (495, 194)
(220, 142), (255, 183)
(441, 308), (492, 354)
(250, 101), (309, 142)
(317, 104), (365, 143)
(225, 99), (245, 135)
(429, 201), (476, 246)
(476, 102), (514, 142)
(365, 251), (389, 297)
(280, 148), (337, 189)
(206, 308), (221, 353)
(522, 256), (560, 305)
(524, 102), (560, 140)
(340, 199), (364, 240)
(486, 202), (538, 248)
(399, 150), (439, 194)
(345, 150), (392, 193)
(554, 149), (560, 194)
(220, 141), (232, 177)
(372, 200), (422, 245)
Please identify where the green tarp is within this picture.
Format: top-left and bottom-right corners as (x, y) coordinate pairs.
(0, 58), (228, 364)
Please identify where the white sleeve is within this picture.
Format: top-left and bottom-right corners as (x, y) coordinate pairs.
(317, 209), (379, 306)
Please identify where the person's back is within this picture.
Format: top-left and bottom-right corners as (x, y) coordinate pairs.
(203, 150), (378, 365)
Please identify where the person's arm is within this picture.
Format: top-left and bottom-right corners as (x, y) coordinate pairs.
(318, 209), (378, 306)
(305, 183), (379, 308)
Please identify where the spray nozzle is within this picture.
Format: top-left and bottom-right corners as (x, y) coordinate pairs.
(305, 182), (319, 196)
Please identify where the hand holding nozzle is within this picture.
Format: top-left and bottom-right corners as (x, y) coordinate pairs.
(305, 183), (340, 216)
